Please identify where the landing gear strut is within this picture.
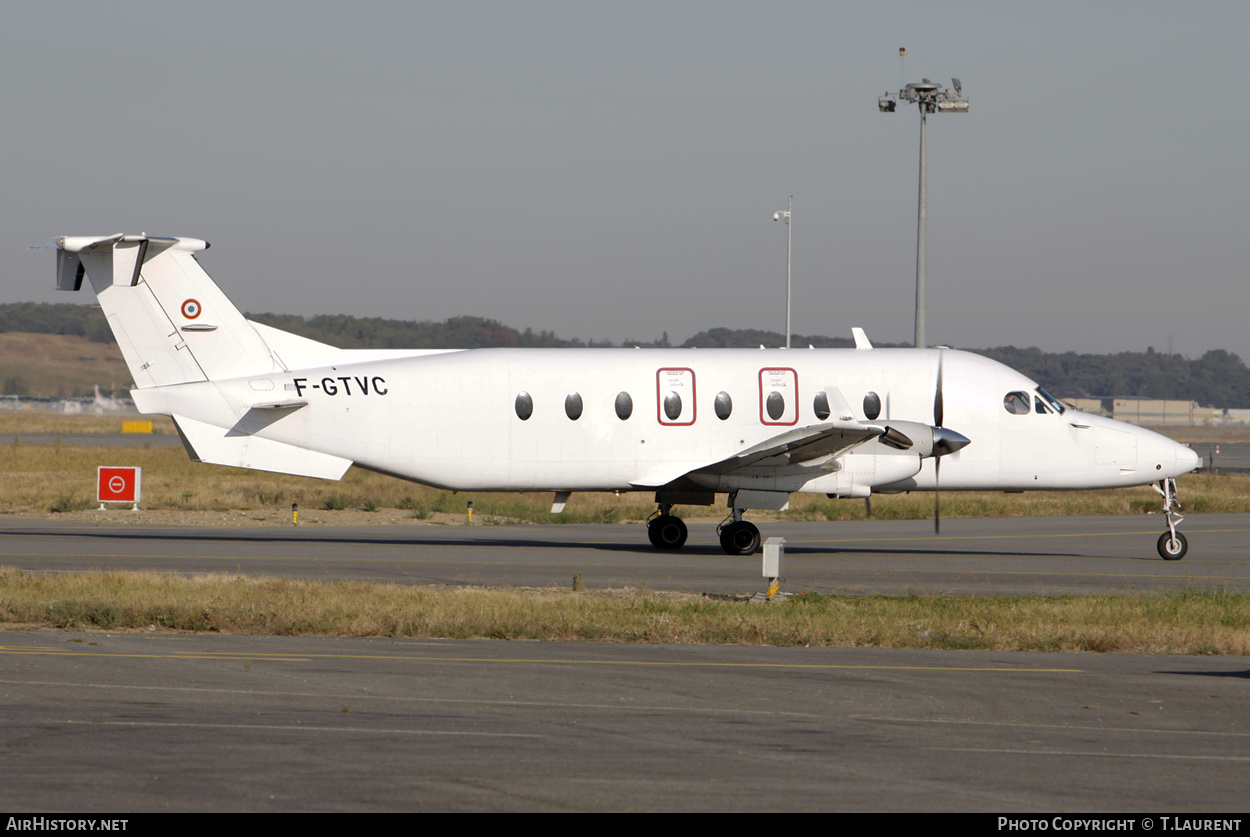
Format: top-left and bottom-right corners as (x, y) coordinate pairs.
(1152, 478), (1187, 560)
(647, 504), (688, 550)
(717, 507), (760, 556)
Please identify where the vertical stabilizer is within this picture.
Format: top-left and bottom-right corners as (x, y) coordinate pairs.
(40, 235), (283, 387)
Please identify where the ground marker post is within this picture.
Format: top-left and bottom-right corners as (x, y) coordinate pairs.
(763, 537), (785, 600)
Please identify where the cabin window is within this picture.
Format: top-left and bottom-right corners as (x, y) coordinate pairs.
(615, 391), (633, 420)
(758, 368), (798, 425)
(1003, 391), (1030, 415)
(863, 391), (881, 420)
(565, 392), (583, 420)
(766, 391), (785, 421)
(515, 392), (533, 421)
(663, 391), (682, 421)
(657, 368), (696, 425)
(813, 391), (830, 421)
(714, 391), (732, 420)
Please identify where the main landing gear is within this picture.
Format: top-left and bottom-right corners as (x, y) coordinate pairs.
(647, 504), (688, 550)
(717, 507), (760, 556)
(1152, 477), (1188, 560)
(645, 498), (763, 556)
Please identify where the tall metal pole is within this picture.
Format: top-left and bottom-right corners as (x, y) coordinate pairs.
(879, 76), (967, 351)
(785, 195), (792, 349)
(773, 198), (793, 348)
(915, 110), (927, 350)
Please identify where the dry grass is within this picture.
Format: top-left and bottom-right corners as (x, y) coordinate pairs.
(2, 441), (1248, 521)
(1, 567), (1245, 654)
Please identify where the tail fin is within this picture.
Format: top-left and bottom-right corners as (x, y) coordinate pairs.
(39, 234), (283, 388)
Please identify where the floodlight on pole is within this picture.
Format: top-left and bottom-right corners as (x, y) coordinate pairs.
(878, 75), (968, 349)
(772, 196), (792, 348)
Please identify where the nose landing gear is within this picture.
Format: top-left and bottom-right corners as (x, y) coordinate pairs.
(1152, 478), (1187, 560)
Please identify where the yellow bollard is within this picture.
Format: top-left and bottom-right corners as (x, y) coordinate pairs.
(292, 502), (298, 526)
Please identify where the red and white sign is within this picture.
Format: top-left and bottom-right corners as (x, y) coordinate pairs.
(181, 298), (202, 319)
(98, 466), (141, 505)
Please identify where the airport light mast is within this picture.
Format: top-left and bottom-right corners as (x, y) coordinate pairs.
(879, 76), (968, 349)
(773, 196), (793, 348)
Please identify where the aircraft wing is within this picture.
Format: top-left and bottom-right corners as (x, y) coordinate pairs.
(631, 386), (883, 487)
(694, 421), (882, 476)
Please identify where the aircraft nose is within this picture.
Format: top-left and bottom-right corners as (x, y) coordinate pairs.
(1142, 432), (1201, 478)
(1179, 443), (1200, 475)
(1130, 429), (1195, 482)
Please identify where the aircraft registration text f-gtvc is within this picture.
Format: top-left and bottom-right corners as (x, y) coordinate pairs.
(39, 234), (1200, 558)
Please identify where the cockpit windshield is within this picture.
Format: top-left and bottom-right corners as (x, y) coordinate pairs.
(1035, 386), (1066, 415)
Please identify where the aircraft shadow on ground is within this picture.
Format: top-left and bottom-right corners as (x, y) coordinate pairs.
(4, 526), (1100, 560)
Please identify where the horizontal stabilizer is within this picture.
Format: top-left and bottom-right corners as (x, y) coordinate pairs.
(249, 399), (308, 411)
(173, 414), (351, 481)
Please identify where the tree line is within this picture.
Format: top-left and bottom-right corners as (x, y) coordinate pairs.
(2, 303), (1247, 407)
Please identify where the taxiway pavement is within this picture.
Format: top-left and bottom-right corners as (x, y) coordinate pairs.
(2, 513), (1248, 596)
(1, 632), (1246, 812)
(4, 514), (1247, 812)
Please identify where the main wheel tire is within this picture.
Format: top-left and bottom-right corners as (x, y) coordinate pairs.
(719, 521), (761, 556)
(649, 515), (688, 550)
(1157, 531), (1188, 561)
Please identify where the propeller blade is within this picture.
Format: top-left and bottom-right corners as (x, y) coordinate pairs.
(934, 350), (944, 429)
(934, 456), (941, 534)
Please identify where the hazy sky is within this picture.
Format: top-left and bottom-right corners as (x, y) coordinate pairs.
(3, 1), (1247, 359)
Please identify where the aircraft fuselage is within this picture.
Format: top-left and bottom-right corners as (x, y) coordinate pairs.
(138, 346), (1198, 497)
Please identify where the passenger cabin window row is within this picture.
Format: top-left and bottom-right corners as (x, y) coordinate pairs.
(515, 388), (887, 424)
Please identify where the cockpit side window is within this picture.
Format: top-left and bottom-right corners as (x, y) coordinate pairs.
(1003, 391), (1030, 415)
(1035, 396), (1053, 414)
(1035, 386), (1067, 414)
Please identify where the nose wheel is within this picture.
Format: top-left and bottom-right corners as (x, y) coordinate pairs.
(1152, 478), (1187, 560)
(1157, 531), (1188, 561)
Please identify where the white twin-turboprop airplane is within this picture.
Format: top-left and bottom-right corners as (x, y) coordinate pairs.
(41, 234), (1200, 559)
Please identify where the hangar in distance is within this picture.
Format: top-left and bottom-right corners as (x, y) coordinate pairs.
(40, 234), (1200, 558)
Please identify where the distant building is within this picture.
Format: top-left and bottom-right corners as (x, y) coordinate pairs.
(1064, 396), (1232, 427)
(1068, 397), (1112, 417)
(1112, 399), (1203, 427)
